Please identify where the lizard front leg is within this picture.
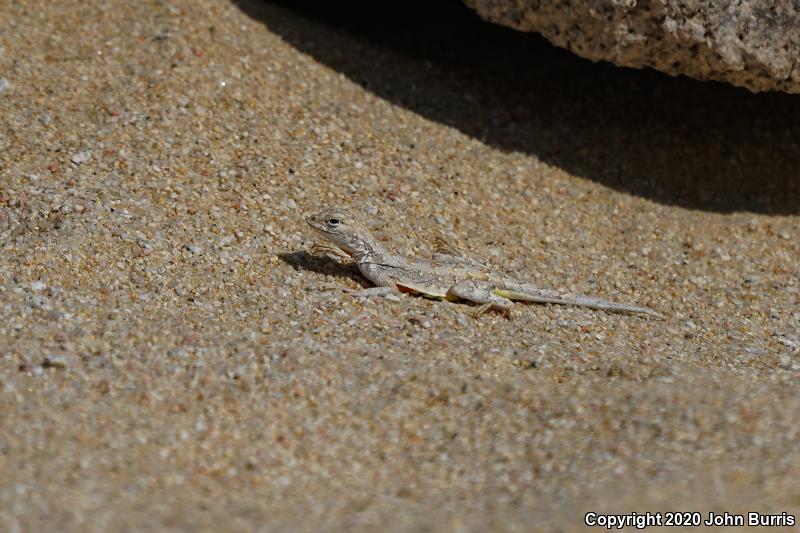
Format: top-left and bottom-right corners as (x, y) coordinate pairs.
(446, 280), (513, 318)
(309, 243), (352, 262)
(346, 263), (401, 299)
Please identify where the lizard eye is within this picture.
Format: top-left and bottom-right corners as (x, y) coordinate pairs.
(327, 218), (340, 226)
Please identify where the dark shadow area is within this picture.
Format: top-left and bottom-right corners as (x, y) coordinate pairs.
(280, 250), (367, 286)
(234, 0), (800, 214)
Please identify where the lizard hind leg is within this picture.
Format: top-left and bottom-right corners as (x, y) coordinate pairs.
(446, 280), (513, 318)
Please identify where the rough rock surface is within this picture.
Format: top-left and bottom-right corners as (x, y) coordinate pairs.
(464, 0), (800, 93)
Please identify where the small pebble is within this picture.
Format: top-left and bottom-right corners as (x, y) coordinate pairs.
(70, 151), (91, 164)
(42, 355), (67, 369)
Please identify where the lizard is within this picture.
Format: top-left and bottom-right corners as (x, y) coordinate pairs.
(306, 206), (663, 319)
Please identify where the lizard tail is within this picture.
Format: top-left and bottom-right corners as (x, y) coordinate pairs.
(493, 287), (664, 319)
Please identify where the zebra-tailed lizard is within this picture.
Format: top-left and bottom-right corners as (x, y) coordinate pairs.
(306, 207), (663, 319)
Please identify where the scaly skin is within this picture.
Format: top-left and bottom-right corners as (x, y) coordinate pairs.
(306, 207), (663, 319)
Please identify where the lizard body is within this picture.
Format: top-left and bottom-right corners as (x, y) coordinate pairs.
(306, 207), (662, 318)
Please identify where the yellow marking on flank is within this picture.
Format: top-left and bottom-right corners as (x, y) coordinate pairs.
(492, 289), (515, 298)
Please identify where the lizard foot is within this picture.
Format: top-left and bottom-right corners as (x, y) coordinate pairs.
(472, 303), (493, 319)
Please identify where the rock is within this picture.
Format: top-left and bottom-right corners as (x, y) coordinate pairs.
(463, 0), (800, 94)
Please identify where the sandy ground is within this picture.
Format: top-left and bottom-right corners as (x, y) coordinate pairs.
(1, 0), (799, 531)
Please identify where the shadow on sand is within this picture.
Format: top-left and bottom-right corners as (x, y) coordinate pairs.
(279, 250), (367, 286)
(234, 0), (800, 215)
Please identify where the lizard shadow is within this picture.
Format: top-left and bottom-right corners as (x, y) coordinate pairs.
(233, 0), (800, 215)
(279, 250), (369, 287)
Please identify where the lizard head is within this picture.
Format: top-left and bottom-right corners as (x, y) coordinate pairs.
(306, 207), (380, 257)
